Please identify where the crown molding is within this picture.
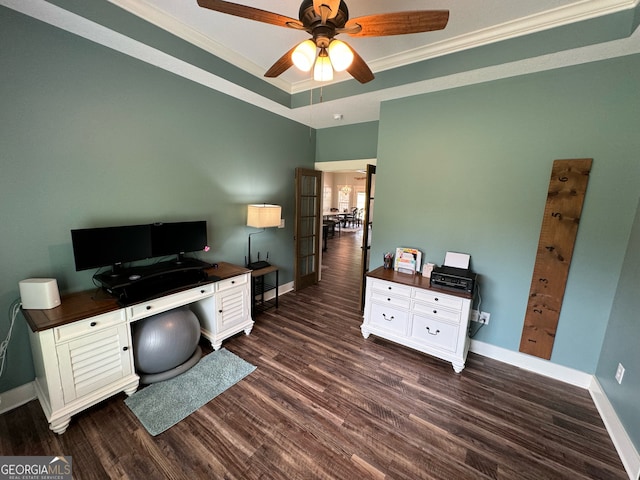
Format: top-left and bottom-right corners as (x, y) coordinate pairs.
(107, 0), (292, 92)
(109, 0), (639, 95)
(370, 0), (639, 74)
(3, 0), (639, 129)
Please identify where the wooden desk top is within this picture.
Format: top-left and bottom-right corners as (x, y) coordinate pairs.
(367, 266), (472, 299)
(23, 262), (250, 333)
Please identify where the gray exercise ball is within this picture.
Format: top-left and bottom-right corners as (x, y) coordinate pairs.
(133, 307), (200, 375)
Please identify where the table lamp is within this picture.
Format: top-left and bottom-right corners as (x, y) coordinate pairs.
(246, 204), (281, 269)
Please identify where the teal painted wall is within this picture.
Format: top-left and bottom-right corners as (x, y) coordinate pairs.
(373, 54), (640, 374)
(315, 121), (378, 162)
(0, 7), (314, 392)
(596, 196), (640, 451)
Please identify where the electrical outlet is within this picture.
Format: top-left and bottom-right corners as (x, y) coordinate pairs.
(479, 311), (490, 325)
(470, 309), (479, 322)
(615, 363), (625, 384)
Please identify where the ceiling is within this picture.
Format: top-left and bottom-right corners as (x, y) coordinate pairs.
(5, 0), (640, 128)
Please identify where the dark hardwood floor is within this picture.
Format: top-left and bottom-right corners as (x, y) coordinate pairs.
(0, 229), (627, 479)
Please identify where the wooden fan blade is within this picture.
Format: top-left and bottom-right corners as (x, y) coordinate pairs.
(346, 45), (374, 84)
(264, 45), (297, 78)
(346, 10), (449, 37)
(197, 0), (302, 29)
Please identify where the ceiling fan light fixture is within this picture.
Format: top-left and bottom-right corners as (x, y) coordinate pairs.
(327, 39), (353, 72)
(314, 49), (333, 81)
(292, 39), (317, 72)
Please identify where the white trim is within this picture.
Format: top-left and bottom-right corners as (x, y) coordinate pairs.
(254, 280), (294, 303)
(104, 0), (638, 94)
(371, 0), (639, 74)
(0, 381), (36, 414)
(315, 159), (377, 172)
(469, 339), (592, 388)
(3, 0), (640, 128)
(106, 0), (291, 93)
(107, 0), (639, 93)
(589, 377), (640, 480)
(2, 339), (637, 480)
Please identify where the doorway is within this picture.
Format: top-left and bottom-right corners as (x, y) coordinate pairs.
(315, 159), (377, 310)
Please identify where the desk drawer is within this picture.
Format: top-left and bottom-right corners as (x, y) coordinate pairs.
(217, 274), (248, 292)
(54, 310), (125, 344)
(128, 284), (214, 321)
(413, 301), (461, 324)
(411, 314), (459, 352)
(369, 303), (409, 336)
(370, 279), (411, 298)
(371, 292), (411, 310)
(413, 289), (463, 311)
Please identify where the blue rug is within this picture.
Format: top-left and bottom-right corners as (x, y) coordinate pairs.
(125, 348), (256, 436)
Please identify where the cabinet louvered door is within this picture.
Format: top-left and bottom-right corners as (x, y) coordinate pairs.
(216, 287), (249, 334)
(56, 324), (133, 403)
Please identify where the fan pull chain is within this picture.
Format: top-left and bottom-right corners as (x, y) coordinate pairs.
(309, 86), (314, 140)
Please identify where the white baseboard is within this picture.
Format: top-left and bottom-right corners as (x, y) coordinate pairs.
(589, 377), (640, 480)
(469, 339), (592, 388)
(253, 281), (294, 303)
(279, 281), (294, 295)
(0, 381), (36, 414)
(2, 326), (636, 480)
(470, 340), (639, 480)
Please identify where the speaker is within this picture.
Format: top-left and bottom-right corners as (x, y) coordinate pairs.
(19, 278), (61, 310)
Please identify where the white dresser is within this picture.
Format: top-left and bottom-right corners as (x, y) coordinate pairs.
(361, 267), (472, 373)
(23, 262), (253, 434)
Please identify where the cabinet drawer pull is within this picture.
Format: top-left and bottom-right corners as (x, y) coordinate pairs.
(146, 306), (152, 310)
(122, 346), (129, 351)
(218, 309), (223, 313)
(382, 313), (394, 321)
(90, 321), (97, 327)
(434, 297), (439, 302)
(426, 327), (440, 336)
(201, 289), (206, 294)
(388, 286), (392, 290)
(433, 310), (437, 314)
(387, 298), (391, 302)
(231, 280), (235, 284)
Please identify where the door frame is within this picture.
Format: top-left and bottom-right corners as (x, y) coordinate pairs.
(314, 159), (377, 299)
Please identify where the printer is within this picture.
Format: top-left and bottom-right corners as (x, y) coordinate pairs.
(430, 265), (476, 294)
(429, 251), (476, 294)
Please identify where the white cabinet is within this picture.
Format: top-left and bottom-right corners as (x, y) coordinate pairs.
(28, 309), (138, 435)
(193, 272), (253, 351)
(361, 268), (472, 373)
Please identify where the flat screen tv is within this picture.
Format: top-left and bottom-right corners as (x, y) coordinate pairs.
(71, 224), (152, 272)
(151, 221), (208, 262)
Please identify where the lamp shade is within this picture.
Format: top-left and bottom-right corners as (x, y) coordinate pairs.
(247, 204), (282, 228)
(314, 51), (333, 82)
(292, 40), (317, 72)
(327, 40), (353, 72)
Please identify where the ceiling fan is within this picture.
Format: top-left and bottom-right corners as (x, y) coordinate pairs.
(196, 0), (449, 83)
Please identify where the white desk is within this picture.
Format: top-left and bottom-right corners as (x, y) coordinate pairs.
(23, 262), (253, 434)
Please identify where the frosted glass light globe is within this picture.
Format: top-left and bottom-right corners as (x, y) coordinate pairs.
(292, 40), (317, 72)
(327, 40), (354, 72)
